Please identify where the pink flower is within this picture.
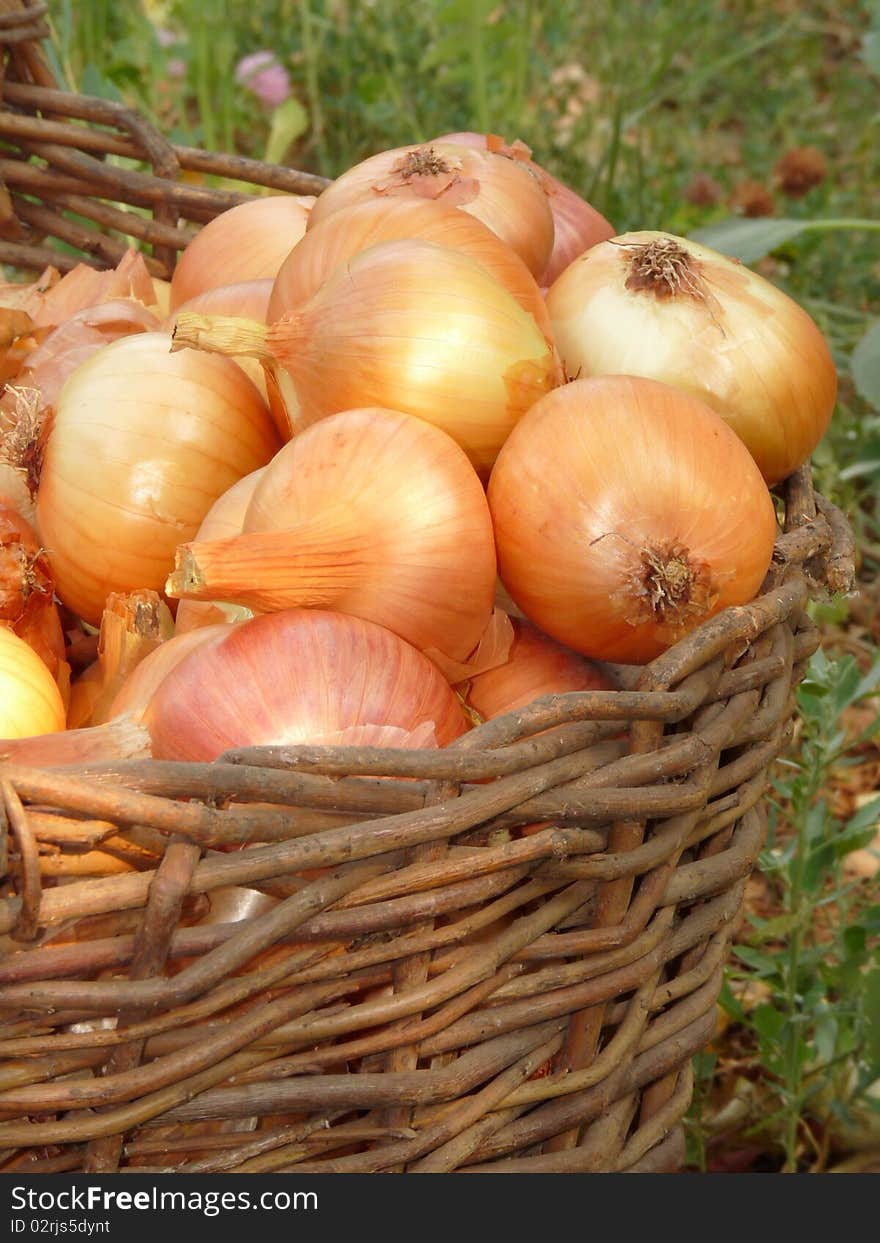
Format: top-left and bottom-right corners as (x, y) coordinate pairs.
(156, 28), (180, 49)
(235, 51), (291, 108)
(166, 58), (186, 79)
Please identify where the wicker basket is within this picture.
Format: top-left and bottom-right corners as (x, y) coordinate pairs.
(0, 0), (857, 1175)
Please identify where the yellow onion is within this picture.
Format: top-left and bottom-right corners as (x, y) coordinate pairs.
(0, 624), (66, 739)
(463, 617), (613, 720)
(174, 468), (264, 635)
(174, 239), (562, 474)
(169, 195), (315, 310)
(168, 282), (274, 422)
(36, 333), (280, 625)
(488, 375), (778, 664)
(307, 141), (554, 279)
(435, 131), (616, 284)
(546, 230), (837, 484)
(142, 608), (469, 761)
(167, 408), (497, 665)
(268, 197), (552, 338)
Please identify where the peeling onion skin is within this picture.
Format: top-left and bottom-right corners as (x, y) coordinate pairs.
(546, 230), (837, 485)
(488, 375), (778, 665)
(142, 608), (469, 762)
(36, 333), (281, 626)
(464, 617), (614, 721)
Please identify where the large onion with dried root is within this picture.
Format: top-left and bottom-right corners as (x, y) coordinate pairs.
(36, 333), (280, 625)
(546, 230), (837, 484)
(306, 141), (554, 279)
(167, 408), (497, 665)
(435, 131), (616, 285)
(173, 239), (561, 473)
(488, 375), (777, 664)
(143, 608), (469, 762)
(169, 194), (315, 310)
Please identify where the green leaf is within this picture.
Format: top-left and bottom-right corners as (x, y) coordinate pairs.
(263, 97), (309, 166)
(852, 320), (880, 410)
(689, 217), (811, 264)
(751, 1003), (787, 1041)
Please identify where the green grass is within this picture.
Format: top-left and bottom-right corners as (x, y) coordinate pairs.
(45, 0), (880, 1172)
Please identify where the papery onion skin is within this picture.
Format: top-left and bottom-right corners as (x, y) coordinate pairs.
(308, 142), (554, 279)
(174, 468), (264, 635)
(36, 333), (281, 626)
(169, 408), (497, 663)
(0, 502), (66, 685)
(169, 195), (315, 310)
(0, 624), (66, 739)
(143, 608), (468, 762)
(464, 617), (613, 720)
(488, 375), (778, 665)
(546, 230), (837, 485)
(268, 198), (552, 340)
(267, 239), (562, 475)
(435, 131), (616, 285)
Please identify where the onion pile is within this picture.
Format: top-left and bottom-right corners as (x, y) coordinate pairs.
(0, 129), (837, 794)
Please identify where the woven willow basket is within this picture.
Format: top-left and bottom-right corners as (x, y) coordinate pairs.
(0, 0), (857, 1175)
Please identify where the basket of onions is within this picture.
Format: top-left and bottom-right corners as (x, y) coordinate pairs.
(0, 4), (854, 1176)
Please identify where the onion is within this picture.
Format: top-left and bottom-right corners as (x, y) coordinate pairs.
(0, 502), (67, 687)
(169, 282), (274, 419)
(36, 333), (281, 625)
(174, 469), (264, 635)
(108, 624), (229, 721)
(169, 195), (315, 310)
(435, 131), (616, 285)
(0, 625), (66, 739)
(174, 239), (562, 474)
(488, 375), (777, 664)
(167, 407), (497, 664)
(308, 142), (554, 279)
(463, 618), (613, 720)
(268, 198), (552, 339)
(142, 608), (469, 762)
(546, 230), (837, 484)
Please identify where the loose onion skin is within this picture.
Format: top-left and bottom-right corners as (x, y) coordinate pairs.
(488, 375), (778, 664)
(435, 131), (616, 285)
(307, 142), (554, 279)
(143, 608), (469, 762)
(0, 624), (66, 739)
(464, 618), (613, 720)
(167, 408), (497, 664)
(266, 239), (562, 474)
(169, 195), (315, 310)
(0, 502), (66, 684)
(36, 333), (281, 626)
(268, 198), (552, 339)
(546, 230), (837, 484)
